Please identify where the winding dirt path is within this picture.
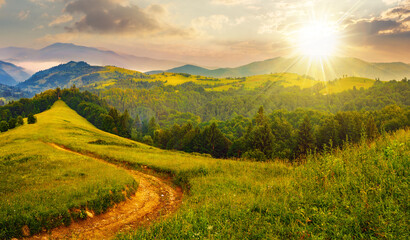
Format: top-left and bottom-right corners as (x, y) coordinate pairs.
(26, 143), (182, 240)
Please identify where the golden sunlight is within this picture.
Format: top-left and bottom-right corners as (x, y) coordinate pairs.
(296, 21), (340, 57)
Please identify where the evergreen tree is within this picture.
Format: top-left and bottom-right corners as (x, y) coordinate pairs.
(317, 117), (341, 149)
(296, 115), (315, 156)
(202, 122), (231, 158)
(271, 116), (295, 159)
(118, 110), (131, 137)
(148, 117), (159, 137)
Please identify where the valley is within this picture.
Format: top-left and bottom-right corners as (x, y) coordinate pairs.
(1, 1), (409, 238)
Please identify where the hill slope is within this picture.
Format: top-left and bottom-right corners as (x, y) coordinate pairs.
(0, 69), (16, 86)
(17, 61), (104, 93)
(17, 61), (379, 96)
(159, 57), (410, 81)
(0, 101), (138, 239)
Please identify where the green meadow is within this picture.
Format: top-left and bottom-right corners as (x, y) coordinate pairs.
(79, 66), (376, 93)
(1, 100), (408, 239)
(0, 101), (138, 238)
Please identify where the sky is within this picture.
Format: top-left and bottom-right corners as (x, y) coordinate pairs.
(0, 0), (409, 67)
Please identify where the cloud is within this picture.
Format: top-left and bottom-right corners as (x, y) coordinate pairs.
(192, 15), (230, 30)
(0, 0), (5, 8)
(211, 0), (254, 5)
(18, 10), (30, 20)
(343, 1), (410, 55)
(63, 0), (190, 36)
(49, 14), (73, 27)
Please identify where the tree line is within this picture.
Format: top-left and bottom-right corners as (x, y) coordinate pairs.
(84, 79), (409, 128)
(134, 105), (409, 160)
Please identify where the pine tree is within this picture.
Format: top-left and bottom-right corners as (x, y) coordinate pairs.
(202, 122), (231, 158)
(148, 117), (159, 137)
(296, 115), (315, 157)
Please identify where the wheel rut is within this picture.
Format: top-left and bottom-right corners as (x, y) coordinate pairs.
(25, 143), (182, 240)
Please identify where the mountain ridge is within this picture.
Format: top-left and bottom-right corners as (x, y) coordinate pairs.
(153, 56), (410, 81)
(0, 43), (185, 73)
(0, 61), (31, 85)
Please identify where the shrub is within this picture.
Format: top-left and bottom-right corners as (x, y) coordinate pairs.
(8, 118), (17, 129)
(142, 135), (154, 146)
(27, 114), (37, 124)
(16, 116), (24, 126)
(242, 149), (266, 161)
(0, 120), (8, 132)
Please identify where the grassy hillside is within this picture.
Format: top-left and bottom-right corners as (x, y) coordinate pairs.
(0, 101), (138, 238)
(15, 61), (381, 96)
(1, 100), (408, 239)
(320, 77), (376, 94)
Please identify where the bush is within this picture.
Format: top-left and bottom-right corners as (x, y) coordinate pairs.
(0, 120), (8, 132)
(16, 116), (24, 126)
(142, 135), (154, 146)
(8, 118), (17, 129)
(27, 114), (37, 124)
(242, 149), (266, 161)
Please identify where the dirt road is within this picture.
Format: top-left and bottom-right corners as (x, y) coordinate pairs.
(26, 143), (182, 240)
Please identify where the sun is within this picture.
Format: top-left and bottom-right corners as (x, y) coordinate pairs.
(295, 21), (339, 57)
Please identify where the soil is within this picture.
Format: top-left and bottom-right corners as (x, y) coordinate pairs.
(24, 143), (183, 240)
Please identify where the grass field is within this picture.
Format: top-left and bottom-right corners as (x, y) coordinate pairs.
(320, 77), (376, 94)
(0, 101), (138, 239)
(1, 101), (407, 239)
(77, 66), (377, 94)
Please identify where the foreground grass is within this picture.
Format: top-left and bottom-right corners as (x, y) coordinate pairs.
(0, 101), (138, 239)
(38, 102), (407, 239)
(110, 130), (408, 239)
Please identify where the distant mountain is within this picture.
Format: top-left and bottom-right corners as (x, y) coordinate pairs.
(147, 65), (211, 76)
(155, 57), (410, 81)
(0, 69), (17, 86)
(17, 61), (105, 94)
(0, 43), (185, 72)
(0, 61), (31, 86)
(0, 61), (31, 83)
(17, 61), (153, 95)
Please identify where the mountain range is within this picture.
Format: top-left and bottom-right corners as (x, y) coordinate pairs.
(0, 61), (31, 86)
(0, 43), (184, 73)
(150, 57), (410, 81)
(2, 42), (410, 82)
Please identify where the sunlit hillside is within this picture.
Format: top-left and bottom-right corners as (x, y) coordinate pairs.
(15, 61), (382, 97)
(1, 100), (408, 239)
(320, 77), (376, 94)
